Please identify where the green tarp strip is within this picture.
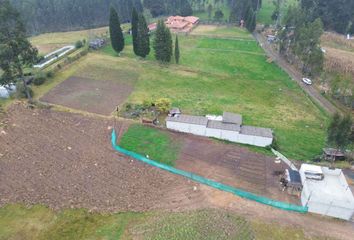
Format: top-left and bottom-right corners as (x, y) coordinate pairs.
(111, 130), (308, 213)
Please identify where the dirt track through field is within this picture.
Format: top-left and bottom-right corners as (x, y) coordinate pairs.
(253, 32), (338, 114)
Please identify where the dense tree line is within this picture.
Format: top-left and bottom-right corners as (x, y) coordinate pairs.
(228, 0), (260, 31)
(278, 5), (324, 76)
(9, 0), (143, 34)
(0, 0), (38, 99)
(300, 0), (354, 34)
(143, 0), (193, 17)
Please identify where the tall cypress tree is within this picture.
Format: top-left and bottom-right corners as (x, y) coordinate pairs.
(136, 14), (150, 58)
(174, 35), (180, 64)
(131, 7), (139, 55)
(153, 20), (172, 62)
(109, 7), (124, 55)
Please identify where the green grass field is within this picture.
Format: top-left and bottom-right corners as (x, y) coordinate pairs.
(27, 24), (328, 161)
(99, 26), (327, 160)
(120, 124), (180, 166)
(0, 204), (336, 240)
(257, 0), (298, 25)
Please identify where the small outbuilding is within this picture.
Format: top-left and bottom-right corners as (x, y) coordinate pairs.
(323, 148), (345, 161)
(300, 164), (354, 220)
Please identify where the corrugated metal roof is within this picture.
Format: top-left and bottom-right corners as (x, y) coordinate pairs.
(240, 125), (273, 138)
(166, 115), (208, 126)
(222, 112), (242, 125)
(207, 120), (240, 132)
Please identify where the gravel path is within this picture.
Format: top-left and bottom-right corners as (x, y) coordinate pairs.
(253, 32), (338, 115)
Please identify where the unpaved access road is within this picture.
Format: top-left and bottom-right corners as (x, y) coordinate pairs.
(253, 32), (338, 115)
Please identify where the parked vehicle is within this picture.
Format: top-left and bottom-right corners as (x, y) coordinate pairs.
(302, 78), (312, 85)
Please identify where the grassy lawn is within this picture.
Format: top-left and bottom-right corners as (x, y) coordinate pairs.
(100, 26), (327, 161)
(191, 25), (253, 39)
(0, 204), (337, 240)
(257, 0), (298, 25)
(0, 204), (144, 240)
(194, 0), (230, 22)
(120, 124), (181, 166)
(27, 24), (328, 161)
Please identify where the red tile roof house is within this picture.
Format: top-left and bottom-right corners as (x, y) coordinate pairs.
(165, 16), (200, 33)
(148, 23), (157, 32)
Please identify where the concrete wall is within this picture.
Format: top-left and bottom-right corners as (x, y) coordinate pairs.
(238, 134), (273, 147)
(166, 121), (206, 136)
(301, 174), (354, 220)
(166, 121), (273, 147)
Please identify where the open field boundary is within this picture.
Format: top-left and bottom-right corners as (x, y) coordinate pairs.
(111, 130), (308, 213)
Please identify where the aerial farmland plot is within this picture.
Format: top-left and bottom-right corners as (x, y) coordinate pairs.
(2, 24), (346, 240)
(40, 54), (138, 115)
(33, 25), (328, 160)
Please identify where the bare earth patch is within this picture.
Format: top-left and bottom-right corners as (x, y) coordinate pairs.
(1, 105), (353, 240)
(40, 76), (133, 115)
(0, 104), (207, 212)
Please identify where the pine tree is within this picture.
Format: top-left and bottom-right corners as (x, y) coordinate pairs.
(229, 7), (237, 24)
(174, 35), (180, 64)
(153, 20), (172, 63)
(245, 7), (256, 32)
(109, 7), (124, 55)
(131, 7), (139, 55)
(136, 14), (150, 58)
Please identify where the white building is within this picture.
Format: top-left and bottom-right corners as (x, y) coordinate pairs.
(166, 112), (273, 147)
(300, 164), (354, 220)
(0, 84), (16, 99)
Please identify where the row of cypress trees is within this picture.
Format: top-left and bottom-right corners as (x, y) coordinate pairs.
(109, 7), (180, 63)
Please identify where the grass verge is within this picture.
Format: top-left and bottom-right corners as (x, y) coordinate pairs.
(120, 124), (181, 166)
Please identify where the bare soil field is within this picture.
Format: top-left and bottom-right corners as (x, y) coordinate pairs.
(40, 76), (134, 115)
(171, 132), (298, 204)
(0, 104), (353, 240)
(0, 103), (207, 212)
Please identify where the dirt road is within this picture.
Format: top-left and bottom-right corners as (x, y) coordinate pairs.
(253, 32), (338, 115)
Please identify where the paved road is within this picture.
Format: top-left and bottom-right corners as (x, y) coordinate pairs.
(253, 32), (338, 115)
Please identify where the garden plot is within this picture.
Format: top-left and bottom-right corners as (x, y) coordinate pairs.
(40, 56), (138, 115)
(41, 76), (133, 115)
(174, 133), (299, 204)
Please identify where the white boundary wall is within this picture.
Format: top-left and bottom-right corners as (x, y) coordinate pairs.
(300, 166), (354, 220)
(166, 120), (273, 147)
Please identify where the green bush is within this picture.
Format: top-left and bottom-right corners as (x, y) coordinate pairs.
(155, 98), (171, 113)
(46, 71), (54, 78)
(33, 74), (46, 86)
(75, 40), (83, 49)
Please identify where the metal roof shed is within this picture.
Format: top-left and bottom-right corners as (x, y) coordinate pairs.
(300, 165), (354, 220)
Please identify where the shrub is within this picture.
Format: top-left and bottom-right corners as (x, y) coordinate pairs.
(270, 135), (279, 150)
(33, 73), (46, 86)
(142, 99), (154, 109)
(155, 98), (171, 113)
(15, 81), (33, 99)
(75, 40), (83, 49)
(46, 71), (54, 78)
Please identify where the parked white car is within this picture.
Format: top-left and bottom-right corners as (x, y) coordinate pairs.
(302, 78), (312, 85)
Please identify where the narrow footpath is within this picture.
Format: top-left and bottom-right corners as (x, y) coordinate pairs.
(253, 32), (338, 115)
